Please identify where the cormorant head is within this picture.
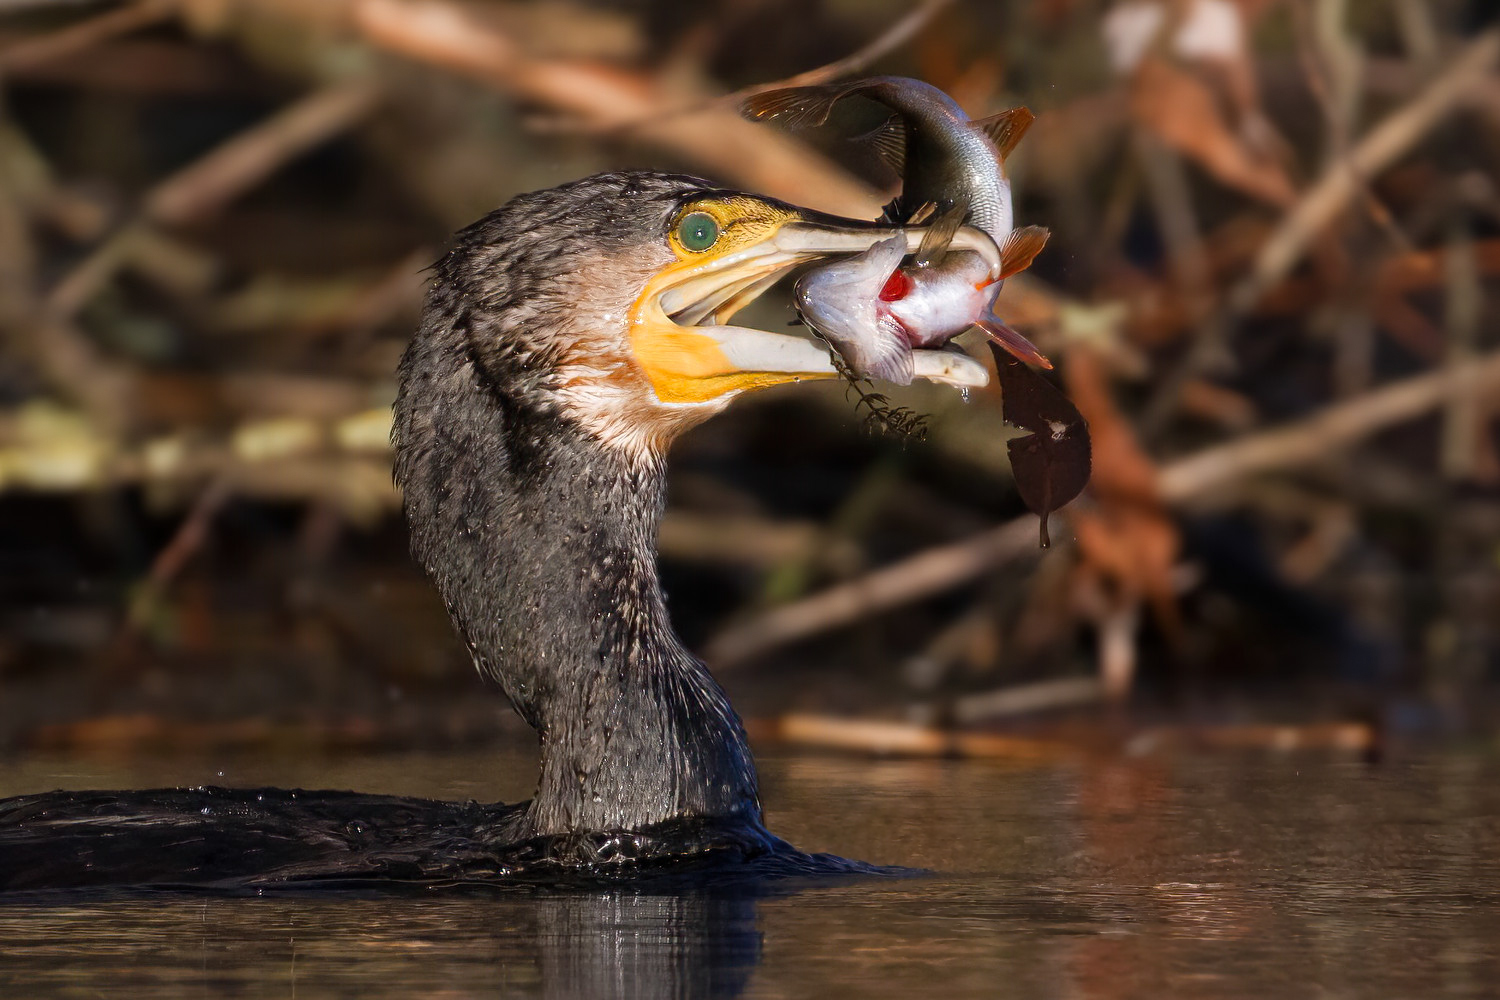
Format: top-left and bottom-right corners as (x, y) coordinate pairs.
(434, 170), (995, 459)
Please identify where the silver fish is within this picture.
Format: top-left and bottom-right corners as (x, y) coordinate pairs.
(747, 76), (1050, 378)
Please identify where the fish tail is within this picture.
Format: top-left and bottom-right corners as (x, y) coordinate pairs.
(741, 83), (866, 129)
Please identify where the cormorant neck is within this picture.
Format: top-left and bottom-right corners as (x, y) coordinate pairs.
(394, 342), (761, 837)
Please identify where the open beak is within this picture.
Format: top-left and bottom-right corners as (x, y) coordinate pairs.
(629, 212), (994, 406)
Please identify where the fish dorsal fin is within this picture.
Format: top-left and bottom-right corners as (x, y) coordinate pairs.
(852, 114), (906, 174)
(742, 84), (860, 129)
(915, 203), (967, 267)
(998, 225), (1050, 279)
(972, 107), (1037, 160)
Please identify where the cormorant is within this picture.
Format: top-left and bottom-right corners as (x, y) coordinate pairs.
(0, 171), (991, 890)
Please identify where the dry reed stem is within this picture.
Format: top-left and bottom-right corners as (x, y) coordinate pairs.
(1231, 28), (1500, 315)
(949, 676), (1105, 725)
(145, 78), (383, 226)
(45, 78), (384, 319)
(709, 348), (1500, 667)
(1143, 28), (1499, 431)
(1157, 348), (1500, 501)
(351, 0), (884, 217)
(0, 0), (168, 73)
(540, 0), (956, 137)
(770, 712), (1064, 760)
(708, 516), (1039, 667)
(1129, 721), (1377, 755)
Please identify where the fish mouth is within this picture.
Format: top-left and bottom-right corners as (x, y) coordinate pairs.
(628, 208), (995, 406)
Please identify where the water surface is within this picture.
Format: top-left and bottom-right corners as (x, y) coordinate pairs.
(1, 747), (1497, 997)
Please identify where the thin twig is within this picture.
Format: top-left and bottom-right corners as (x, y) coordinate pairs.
(1438, 224), (1483, 480)
(336, 246), (434, 355)
(765, 712), (1064, 760)
(0, 138), (135, 425)
(1129, 721), (1377, 755)
(0, 0), (169, 75)
(1141, 28), (1500, 432)
(1291, 0), (1411, 253)
(351, 0), (883, 217)
(1134, 130), (1227, 385)
(136, 477), (232, 602)
(531, 0), (955, 137)
(1230, 28), (1500, 316)
(106, 475), (232, 671)
(1157, 350), (1500, 499)
(708, 516), (1040, 668)
(45, 78), (384, 318)
(948, 676), (1104, 725)
(750, 0), (952, 93)
(709, 349), (1500, 668)
(146, 78), (383, 226)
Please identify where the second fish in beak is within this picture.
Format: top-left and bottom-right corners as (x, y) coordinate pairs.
(629, 195), (998, 406)
(794, 230), (1050, 387)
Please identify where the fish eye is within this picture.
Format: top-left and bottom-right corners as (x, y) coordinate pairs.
(677, 212), (720, 252)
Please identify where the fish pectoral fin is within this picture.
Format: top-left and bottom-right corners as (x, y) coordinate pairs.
(741, 83), (859, 129)
(851, 114), (907, 174)
(915, 203), (968, 267)
(978, 316), (1052, 370)
(859, 315), (918, 386)
(972, 107), (1037, 160)
(998, 225), (1050, 279)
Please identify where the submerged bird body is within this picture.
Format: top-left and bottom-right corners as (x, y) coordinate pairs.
(746, 76), (1051, 380)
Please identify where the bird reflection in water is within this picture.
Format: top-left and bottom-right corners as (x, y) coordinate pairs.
(0, 885), (775, 998)
(532, 890), (763, 1000)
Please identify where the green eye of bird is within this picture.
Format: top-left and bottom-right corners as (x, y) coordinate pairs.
(677, 212), (719, 252)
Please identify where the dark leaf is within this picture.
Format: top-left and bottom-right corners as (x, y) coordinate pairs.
(992, 345), (1091, 546)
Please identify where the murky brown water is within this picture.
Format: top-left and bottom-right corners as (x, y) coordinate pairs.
(1, 746), (1498, 997)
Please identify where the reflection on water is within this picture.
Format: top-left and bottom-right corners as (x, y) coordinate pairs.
(0, 890), (762, 998)
(2, 749), (1499, 997)
(534, 891), (761, 999)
